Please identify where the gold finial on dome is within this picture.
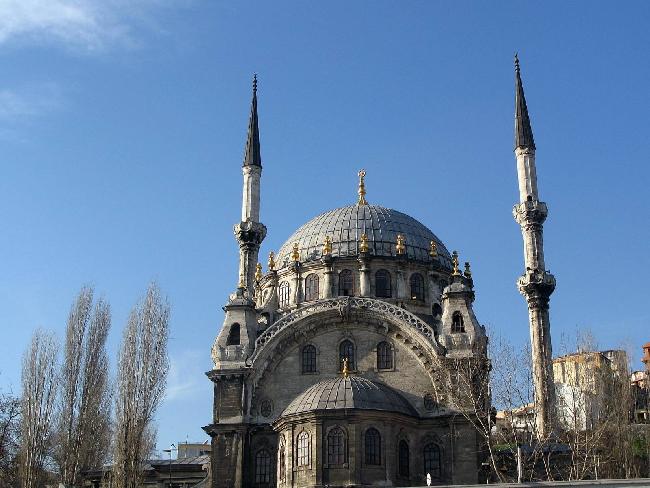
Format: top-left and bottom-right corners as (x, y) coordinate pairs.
(323, 236), (332, 256)
(429, 240), (438, 258)
(396, 234), (406, 255)
(464, 261), (472, 279)
(341, 357), (350, 378)
(255, 262), (263, 282)
(357, 169), (368, 205)
(291, 243), (300, 262)
(452, 251), (461, 276)
(268, 251), (276, 271)
(359, 233), (369, 253)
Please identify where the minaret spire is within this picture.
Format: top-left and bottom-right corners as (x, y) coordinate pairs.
(514, 54), (536, 151)
(235, 74), (266, 293)
(512, 56), (556, 439)
(243, 74), (262, 168)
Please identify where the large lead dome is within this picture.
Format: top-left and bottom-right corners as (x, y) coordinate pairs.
(276, 204), (452, 269)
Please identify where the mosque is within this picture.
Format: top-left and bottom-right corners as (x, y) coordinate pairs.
(203, 58), (553, 487)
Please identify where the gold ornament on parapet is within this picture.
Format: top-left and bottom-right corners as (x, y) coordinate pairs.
(359, 233), (369, 253)
(429, 240), (438, 258)
(452, 251), (460, 276)
(396, 234), (406, 255)
(323, 236), (332, 256)
(291, 243), (300, 262)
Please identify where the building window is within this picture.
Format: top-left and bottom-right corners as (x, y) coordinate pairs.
(375, 269), (391, 298)
(398, 440), (409, 477)
(279, 437), (286, 481)
(327, 427), (346, 465)
(302, 345), (317, 374)
(376, 341), (392, 370)
(451, 311), (465, 333)
(364, 428), (381, 465)
(338, 269), (354, 296)
(305, 273), (319, 301)
(339, 340), (355, 371)
(279, 282), (290, 308)
(226, 323), (240, 346)
(423, 443), (441, 480)
(297, 431), (309, 466)
(254, 449), (272, 485)
(410, 273), (424, 301)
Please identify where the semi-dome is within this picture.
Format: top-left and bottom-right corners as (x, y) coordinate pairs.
(276, 204), (452, 269)
(281, 376), (418, 418)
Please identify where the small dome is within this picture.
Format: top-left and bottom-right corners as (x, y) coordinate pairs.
(281, 376), (418, 417)
(276, 204), (452, 269)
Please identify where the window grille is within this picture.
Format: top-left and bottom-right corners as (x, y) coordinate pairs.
(254, 449), (271, 485)
(452, 311), (465, 333)
(423, 443), (441, 479)
(302, 345), (317, 374)
(279, 282), (291, 308)
(398, 440), (409, 477)
(410, 273), (424, 301)
(305, 273), (319, 301)
(375, 269), (391, 298)
(364, 428), (381, 465)
(338, 269), (354, 296)
(339, 340), (355, 371)
(297, 432), (309, 466)
(376, 341), (392, 370)
(327, 427), (346, 465)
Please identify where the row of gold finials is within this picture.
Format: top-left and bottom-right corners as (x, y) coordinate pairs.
(253, 237), (471, 282)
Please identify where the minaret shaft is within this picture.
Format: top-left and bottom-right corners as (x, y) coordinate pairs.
(234, 76), (266, 294)
(513, 57), (556, 439)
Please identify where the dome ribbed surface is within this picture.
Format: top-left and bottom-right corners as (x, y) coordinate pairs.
(281, 376), (418, 417)
(276, 204), (451, 269)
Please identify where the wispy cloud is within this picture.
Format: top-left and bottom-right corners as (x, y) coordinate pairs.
(0, 82), (63, 121)
(165, 348), (207, 402)
(0, 0), (173, 52)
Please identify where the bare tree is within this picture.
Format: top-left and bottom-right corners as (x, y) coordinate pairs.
(112, 283), (170, 488)
(55, 286), (112, 487)
(19, 329), (59, 488)
(0, 382), (21, 486)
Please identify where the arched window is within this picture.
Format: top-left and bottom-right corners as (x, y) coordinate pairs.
(278, 282), (291, 308)
(254, 449), (272, 485)
(376, 341), (393, 370)
(327, 427), (346, 465)
(410, 273), (424, 301)
(338, 269), (354, 296)
(452, 311), (465, 333)
(364, 428), (381, 465)
(432, 303), (442, 318)
(398, 440), (409, 477)
(423, 443), (441, 480)
(305, 274), (319, 301)
(278, 437), (286, 481)
(302, 345), (317, 374)
(297, 431), (309, 466)
(226, 323), (240, 346)
(339, 340), (355, 371)
(375, 269), (392, 298)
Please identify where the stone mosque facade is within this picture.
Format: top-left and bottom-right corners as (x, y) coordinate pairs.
(204, 60), (551, 487)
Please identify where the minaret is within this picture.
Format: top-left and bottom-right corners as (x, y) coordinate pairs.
(512, 55), (557, 438)
(235, 74), (266, 295)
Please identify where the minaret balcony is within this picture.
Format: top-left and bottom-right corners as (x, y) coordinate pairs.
(513, 200), (548, 227)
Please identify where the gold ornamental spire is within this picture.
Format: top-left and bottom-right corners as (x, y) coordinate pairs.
(291, 243), (300, 262)
(429, 240), (438, 258)
(396, 234), (406, 255)
(357, 169), (368, 205)
(268, 251), (276, 271)
(359, 233), (369, 253)
(255, 262), (263, 282)
(341, 357), (350, 378)
(452, 251), (461, 276)
(323, 236), (332, 255)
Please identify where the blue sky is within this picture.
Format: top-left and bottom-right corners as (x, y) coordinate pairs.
(0, 1), (649, 454)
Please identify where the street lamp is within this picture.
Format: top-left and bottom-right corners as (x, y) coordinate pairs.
(162, 444), (176, 488)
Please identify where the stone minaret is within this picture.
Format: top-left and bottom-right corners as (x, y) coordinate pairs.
(235, 74), (266, 295)
(512, 56), (557, 438)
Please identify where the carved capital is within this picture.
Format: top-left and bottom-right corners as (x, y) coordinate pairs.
(513, 200), (548, 227)
(234, 221), (267, 246)
(517, 270), (556, 308)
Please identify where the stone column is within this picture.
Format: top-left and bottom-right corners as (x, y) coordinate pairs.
(358, 255), (370, 297)
(322, 255), (334, 298)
